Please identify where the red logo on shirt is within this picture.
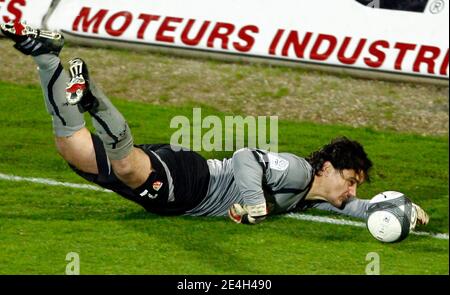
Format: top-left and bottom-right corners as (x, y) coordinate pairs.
(152, 181), (163, 191)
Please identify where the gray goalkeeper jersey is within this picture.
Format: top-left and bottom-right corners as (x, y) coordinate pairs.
(186, 148), (370, 219)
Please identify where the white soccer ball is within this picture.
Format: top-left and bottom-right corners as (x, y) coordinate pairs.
(366, 191), (417, 243)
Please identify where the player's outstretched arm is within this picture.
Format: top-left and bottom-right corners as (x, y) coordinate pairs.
(308, 197), (369, 220)
(228, 148), (268, 224)
(308, 197), (429, 227)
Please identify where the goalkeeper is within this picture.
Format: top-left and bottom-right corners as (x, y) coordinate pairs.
(1, 21), (429, 227)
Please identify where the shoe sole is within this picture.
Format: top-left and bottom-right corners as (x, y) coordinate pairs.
(1, 20), (64, 56)
(66, 59), (88, 105)
(1, 21), (62, 40)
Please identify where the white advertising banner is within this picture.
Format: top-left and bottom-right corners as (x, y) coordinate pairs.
(0, 0), (54, 28)
(28, 0), (450, 80)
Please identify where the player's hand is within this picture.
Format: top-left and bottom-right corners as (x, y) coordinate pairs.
(228, 203), (267, 225)
(410, 203), (429, 229)
(413, 203), (429, 225)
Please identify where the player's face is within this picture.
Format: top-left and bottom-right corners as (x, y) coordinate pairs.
(324, 168), (362, 208)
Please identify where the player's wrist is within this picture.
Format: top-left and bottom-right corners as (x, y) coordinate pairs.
(245, 203), (267, 217)
(228, 203), (268, 225)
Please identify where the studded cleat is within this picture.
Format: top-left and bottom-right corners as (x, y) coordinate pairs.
(66, 58), (99, 113)
(0, 20), (64, 56)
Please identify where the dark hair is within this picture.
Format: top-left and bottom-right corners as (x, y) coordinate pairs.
(306, 137), (373, 182)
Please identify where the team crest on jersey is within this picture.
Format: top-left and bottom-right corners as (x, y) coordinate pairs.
(267, 154), (289, 171)
(152, 181), (163, 191)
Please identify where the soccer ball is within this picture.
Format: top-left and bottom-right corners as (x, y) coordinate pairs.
(366, 191), (417, 243)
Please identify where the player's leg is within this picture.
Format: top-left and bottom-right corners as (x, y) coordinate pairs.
(0, 21), (97, 174)
(66, 58), (151, 189)
(34, 54), (99, 173)
(54, 127), (97, 174)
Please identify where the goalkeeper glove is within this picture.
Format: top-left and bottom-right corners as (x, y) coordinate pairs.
(228, 203), (267, 225)
(410, 202), (429, 229)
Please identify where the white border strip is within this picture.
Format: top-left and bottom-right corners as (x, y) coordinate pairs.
(1, 172), (448, 240)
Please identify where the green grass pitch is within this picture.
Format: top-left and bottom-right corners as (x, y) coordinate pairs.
(0, 78), (448, 274)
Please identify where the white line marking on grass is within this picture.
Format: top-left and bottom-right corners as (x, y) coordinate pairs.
(0, 172), (112, 193)
(286, 212), (366, 228)
(1, 172), (448, 240)
(286, 213), (449, 240)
